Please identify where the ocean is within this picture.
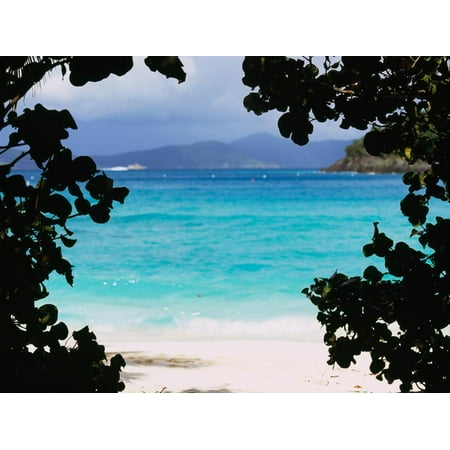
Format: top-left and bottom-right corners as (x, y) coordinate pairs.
(32, 169), (445, 340)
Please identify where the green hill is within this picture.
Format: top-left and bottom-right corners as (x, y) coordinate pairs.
(324, 138), (430, 173)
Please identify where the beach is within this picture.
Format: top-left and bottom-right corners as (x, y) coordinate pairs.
(102, 334), (400, 393)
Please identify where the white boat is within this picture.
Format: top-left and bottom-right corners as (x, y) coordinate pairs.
(103, 163), (146, 171)
(127, 163), (146, 170)
(104, 166), (129, 171)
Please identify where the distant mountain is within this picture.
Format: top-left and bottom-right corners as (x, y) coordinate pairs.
(5, 133), (353, 171)
(92, 133), (353, 170)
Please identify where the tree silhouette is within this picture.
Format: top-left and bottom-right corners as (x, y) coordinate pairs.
(243, 56), (450, 392)
(0, 56), (185, 392)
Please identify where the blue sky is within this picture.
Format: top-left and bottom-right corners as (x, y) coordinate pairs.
(28, 56), (363, 156)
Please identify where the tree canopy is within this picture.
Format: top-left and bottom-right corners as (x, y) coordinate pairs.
(243, 56), (450, 392)
(0, 56), (185, 392)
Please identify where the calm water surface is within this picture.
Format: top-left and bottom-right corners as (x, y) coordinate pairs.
(31, 169), (446, 339)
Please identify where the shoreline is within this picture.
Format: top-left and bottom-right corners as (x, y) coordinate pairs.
(101, 334), (400, 393)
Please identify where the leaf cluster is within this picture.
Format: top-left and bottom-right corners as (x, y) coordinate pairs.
(0, 56), (186, 392)
(244, 56), (450, 392)
(303, 221), (450, 392)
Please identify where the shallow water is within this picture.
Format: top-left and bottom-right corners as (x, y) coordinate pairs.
(32, 169), (446, 339)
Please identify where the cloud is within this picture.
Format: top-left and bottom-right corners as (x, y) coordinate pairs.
(29, 57), (248, 121)
(29, 57), (197, 120)
(20, 56), (363, 154)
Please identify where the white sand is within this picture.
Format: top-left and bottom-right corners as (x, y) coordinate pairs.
(102, 335), (400, 393)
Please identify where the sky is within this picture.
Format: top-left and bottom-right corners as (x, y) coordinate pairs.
(23, 56), (364, 156)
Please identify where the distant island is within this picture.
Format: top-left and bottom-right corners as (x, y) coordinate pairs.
(3, 132), (354, 171)
(323, 138), (430, 173)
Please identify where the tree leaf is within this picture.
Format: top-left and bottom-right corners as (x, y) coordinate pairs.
(61, 235), (77, 248)
(89, 203), (110, 224)
(144, 57), (186, 83)
(40, 193), (72, 218)
(291, 129), (309, 146)
(3, 174), (27, 197)
(86, 174), (113, 199)
(277, 113), (293, 138)
(243, 92), (268, 115)
(38, 304), (59, 327)
(362, 243), (375, 257)
(69, 57), (133, 86)
(72, 156), (97, 182)
(50, 322), (69, 340)
(74, 197), (91, 215)
(111, 186), (129, 204)
(363, 265), (383, 282)
(68, 182), (83, 198)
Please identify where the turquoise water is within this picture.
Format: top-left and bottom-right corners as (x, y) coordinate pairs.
(33, 169), (446, 339)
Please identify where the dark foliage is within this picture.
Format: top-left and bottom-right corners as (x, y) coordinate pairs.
(0, 56), (185, 392)
(243, 56), (450, 392)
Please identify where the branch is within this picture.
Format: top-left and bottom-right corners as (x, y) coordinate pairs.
(7, 94), (21, 111)
(333, 86), (356, 95)
(310, 79), (356, 96)
(410, 56), (421, 68)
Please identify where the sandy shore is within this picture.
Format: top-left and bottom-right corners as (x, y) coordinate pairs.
(101, 335), (400, 393)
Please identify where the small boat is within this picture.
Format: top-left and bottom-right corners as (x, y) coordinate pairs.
(127, 163), (147, 171)
(104, 166), (129, 171)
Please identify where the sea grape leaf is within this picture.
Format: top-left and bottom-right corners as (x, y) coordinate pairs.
(363, 265), (383, 282)
(144, 57), (186, 83)
(86, 174), (113, 199)
(75, 197), (91, 215)
(57, 109), (78, 130)
(370, 358), (385, 374)
(72, 156), (97, 182)
(40, 193), (72, 218)
(3, 174), (27, 197)
(110, 354), (126, 369)
(373, 232), (394, 257)
(111, 186), (129, 204)
(400, 193), (429, 226)
(61, 235), (77, 248)
(278, 112), (293, 138)
(38, 304), (59, 327)
(89, 203), (110, 224)
(68, 182), (83, 198)
(291, 129), (309, 146)
(50, 322), (69, 340)
(69, 57), (134, 86)
(362, 243), (375, 257)
(73, 325), (96, 344)
(14, 104), (76, 165)
(243, 92), (269, 115)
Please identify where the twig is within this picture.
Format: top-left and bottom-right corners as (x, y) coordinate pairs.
(410, 56), (421, 68)
(333, 87), (356, 95)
